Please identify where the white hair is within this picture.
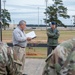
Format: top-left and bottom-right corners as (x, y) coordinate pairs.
(18, 20), (26, 26)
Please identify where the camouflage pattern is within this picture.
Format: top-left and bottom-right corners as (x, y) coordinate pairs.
(0, 42), (20, 75)
(42, 38), (75, 75)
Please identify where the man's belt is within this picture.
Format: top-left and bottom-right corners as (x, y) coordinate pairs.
(14, 44), (25, 48)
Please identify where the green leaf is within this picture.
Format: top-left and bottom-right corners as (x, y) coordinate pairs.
(1, 9), (11, 30)
(44, 0), (70, 27)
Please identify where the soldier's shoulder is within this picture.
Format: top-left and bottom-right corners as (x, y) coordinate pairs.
(55, 28), (59, 31)
(47, 28), (51, 31)
(0, 42), (9, 51)
(0, 42), (4, 47)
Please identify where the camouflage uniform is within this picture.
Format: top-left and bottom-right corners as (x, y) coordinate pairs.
(42, 38), (75, 75)
(0, 42), (19, 75)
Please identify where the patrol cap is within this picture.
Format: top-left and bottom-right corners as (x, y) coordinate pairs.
(51, 21), (56, 25)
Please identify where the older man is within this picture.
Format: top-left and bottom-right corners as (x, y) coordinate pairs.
(13, 20), (31, 75)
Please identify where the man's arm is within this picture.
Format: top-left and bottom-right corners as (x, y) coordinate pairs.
(47, 29), (55, 37)
(13, 30), (27, 42)
(53, 30), (60, 39)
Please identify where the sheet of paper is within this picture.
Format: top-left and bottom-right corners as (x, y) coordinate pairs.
(26, 31), (36, 39)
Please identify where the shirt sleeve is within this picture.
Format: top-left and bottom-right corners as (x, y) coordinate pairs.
(53, 30), (60, 39)
(47, 29), (55, 37)
(13, 30), (27, 42)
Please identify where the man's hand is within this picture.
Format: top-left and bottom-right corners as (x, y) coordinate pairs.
(27, 37), (32, 41)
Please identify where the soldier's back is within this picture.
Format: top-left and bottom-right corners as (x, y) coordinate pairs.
(0, 42), (18, 75)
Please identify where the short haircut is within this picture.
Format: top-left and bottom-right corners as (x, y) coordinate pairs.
(18, 20), (26, 26)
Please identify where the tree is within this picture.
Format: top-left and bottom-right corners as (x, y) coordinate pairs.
(1, 9), (11, 30)
(44, 0), (70, 27)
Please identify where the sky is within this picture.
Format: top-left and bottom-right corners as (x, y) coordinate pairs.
(1, 0), (75, 25)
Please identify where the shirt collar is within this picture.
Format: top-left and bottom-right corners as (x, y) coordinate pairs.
(18, 26), (24, 32)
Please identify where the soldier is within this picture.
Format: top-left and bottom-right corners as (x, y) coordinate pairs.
(0, 42), (18, 75)
(47, 21), (60, 56)
(42, 38), (75, 75)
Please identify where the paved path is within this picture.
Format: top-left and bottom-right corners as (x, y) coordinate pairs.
(24, 58), (45, 75)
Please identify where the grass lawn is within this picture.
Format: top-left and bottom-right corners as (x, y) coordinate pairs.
(2, 30), (75, 43)
(26, 47), (47, 58)
(2, 30), (75, 58)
